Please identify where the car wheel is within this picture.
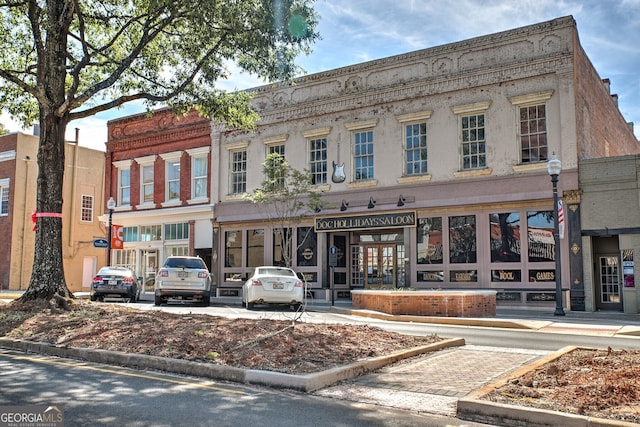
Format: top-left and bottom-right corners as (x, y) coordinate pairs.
(154, 295), (163, 306)
(200, 297), (209, 307)
(247, 301), (255, 310)
(89, 295), (97, 302)
(292, 303), (302, 311)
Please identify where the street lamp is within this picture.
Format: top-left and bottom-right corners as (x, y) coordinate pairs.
(106, 197), (116, 266)
(547, 153), (565, 316)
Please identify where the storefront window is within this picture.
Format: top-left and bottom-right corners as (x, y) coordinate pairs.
(449, 215), (476, 263)
(247, 229), (264, 268)
(273, 228), (291, 266)
(527, 211), (555, 262)
(225, 231), (243, 268)
(417, 217), (443, 264)
(296, 227), (317, 266)
(489, 213), (521, 262)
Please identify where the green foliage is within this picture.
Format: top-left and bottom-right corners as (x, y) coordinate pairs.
(0, 0), (320, 127)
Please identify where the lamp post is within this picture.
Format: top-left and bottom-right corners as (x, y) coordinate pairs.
(547, 153), (565, 316)
(106, 197), (116, 266)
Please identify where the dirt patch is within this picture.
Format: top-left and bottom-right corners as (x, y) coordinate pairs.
(0, 300), (440, 375)
(482, 347), (640, 424)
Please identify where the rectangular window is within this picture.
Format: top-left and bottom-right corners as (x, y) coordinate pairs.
(297, 227), (317, 266)
(123, 226), (138, 242)
(118, 169), (130, 206)
(140, 224), (162, 242)
(167, 161), (180, 201)
(309, 138), (327, 185)
(225, 230), (243, 268)
(164, 223), (189, 240)
(527, 210), (555, 262)
(417, 217), (443, 264)
(230, 151), (247, 194)
(490, 213), (521, 262)
(449, 215), (477, 263)
(0, 180), (10, 215)
(273, 228), (292, 266)
(520, 104), (547, 163)
(405, 123), (428, 175)
(268, 144), (285, 157)
(461, 114), (486, 169)
(247, 229), (265, 268)
(142, 165), (154, 204)
(80, 195), (93, 222)
(353, 130), (374, 181)
(113, 249), (136, 269)
(167, 246), (189, 257)
(192, 156), (207, 199)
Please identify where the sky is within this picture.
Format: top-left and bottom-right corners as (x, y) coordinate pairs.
(3, 0), (640, 150)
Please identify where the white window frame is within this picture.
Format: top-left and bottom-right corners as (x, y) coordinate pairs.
(225, 141), (249, 197)
(160, 151), (182, 207)
(186, 147), (210, 203)
(80, 194), (94, 222)
(0, 178), (9, 216)
(510, 90), (554, 165)
(397, 111), (432, 177)
(303, 127), (331, 187)
(452, 101), (491, 171)
(112, 159), (132, 208)
(345, 119), (378, 184)
(135, 155), (156, 209)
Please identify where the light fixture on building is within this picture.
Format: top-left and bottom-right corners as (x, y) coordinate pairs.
(368, 197), (376, 209)
(547, 153), (565, 316)
(340, 200), (348, 211)
(397, 195), (406, 207)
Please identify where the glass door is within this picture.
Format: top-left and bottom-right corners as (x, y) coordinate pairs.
(142, 249), (158, 293)
(364, 244), (396, 288)
(596, 256), (623, 311)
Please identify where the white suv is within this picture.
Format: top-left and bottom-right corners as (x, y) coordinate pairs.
(154, 256), (211, 306)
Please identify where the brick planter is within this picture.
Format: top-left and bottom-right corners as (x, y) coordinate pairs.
(351, 290), (496, 317)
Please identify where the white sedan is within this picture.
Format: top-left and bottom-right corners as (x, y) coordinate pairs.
(242, 266), (305, 310)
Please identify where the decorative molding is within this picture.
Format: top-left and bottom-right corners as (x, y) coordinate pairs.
(346, 179), (378, 189)
(512, 162), (548, 173)
(397, 174), (432, 184)
(563, 189), (582, 204)
(186, 146), (210, 156)
(451, 101), (492, 115)
(112, 159), (132, 169)
(508, 90), (554, 106)
(453, 168), (493, 179)
(134, 155), (156, 165)
(224, 141), (249, 151)
(262, 134), (289, 145)
(396, 111), (433, 123)
(344, 119), (379, 131)
(160, 151), (182, 162)
(302, 127), (332, 138)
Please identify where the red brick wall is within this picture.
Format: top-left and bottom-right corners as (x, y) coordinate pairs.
(105, 108), (211, 209)
(352, 291), (496, 317)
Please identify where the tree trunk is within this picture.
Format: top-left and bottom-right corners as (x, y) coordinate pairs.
(18, 112), (72, 302)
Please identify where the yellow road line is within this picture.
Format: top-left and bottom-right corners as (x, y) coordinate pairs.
(0, 350), (246, 395)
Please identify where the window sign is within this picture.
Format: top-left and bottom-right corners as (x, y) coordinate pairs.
(623, 250), (635, 288)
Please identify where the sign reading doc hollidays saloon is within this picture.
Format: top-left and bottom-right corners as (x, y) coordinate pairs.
(315, 212), (416, 232)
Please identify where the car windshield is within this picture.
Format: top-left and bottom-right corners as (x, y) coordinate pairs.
(257, 267), (295, 277)
(164, 258), (206, 269)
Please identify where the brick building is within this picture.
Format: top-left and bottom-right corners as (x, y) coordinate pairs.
(0, 131), (106, 292)
(209, 16), (639, 310)
(104, 109), (212, 294)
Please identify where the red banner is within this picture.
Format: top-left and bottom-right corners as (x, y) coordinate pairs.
(111, 225), (123, 249)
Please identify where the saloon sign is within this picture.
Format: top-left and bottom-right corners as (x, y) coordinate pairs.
(315, 212), (416, 232)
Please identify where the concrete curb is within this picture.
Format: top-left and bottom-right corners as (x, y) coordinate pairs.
(0, 337), (464, 393)
(324, 306), (544, 330)
(456, 346), (640, 427)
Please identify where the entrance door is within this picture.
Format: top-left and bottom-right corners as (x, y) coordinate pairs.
(141, 249), (158, 293)
(596, 255), (623, 311)
(364, 244), (395, 288)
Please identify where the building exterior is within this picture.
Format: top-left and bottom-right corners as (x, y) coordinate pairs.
(209, 16), (639, 310)
(105, 109), (213, 294)
(0, 131), (107, 292)
(580, 155), (640, 314)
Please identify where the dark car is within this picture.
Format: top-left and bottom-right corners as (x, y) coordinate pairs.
(90, 266), (142, 302)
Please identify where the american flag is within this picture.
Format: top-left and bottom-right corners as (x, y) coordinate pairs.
(558, 200), (565, 239)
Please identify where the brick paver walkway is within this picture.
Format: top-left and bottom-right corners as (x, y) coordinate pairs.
(314, 345), (548, 415)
